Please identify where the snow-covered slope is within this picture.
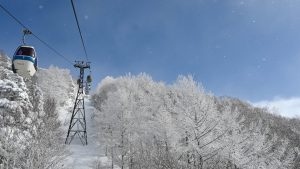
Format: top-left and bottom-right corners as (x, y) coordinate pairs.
(91, 74), (300, 169)
(64, 98), (120, 169)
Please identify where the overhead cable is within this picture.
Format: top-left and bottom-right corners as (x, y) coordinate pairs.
(0, 3), (73, 65)
(70, 0), (89, 62)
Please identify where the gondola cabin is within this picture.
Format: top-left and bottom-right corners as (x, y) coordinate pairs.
(12, 45), (37, 77)
(87, 75), (92, 83)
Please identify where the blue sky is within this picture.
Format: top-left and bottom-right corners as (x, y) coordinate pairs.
(1, 0), (300, 107)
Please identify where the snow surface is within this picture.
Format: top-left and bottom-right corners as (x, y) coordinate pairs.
(63, 97), (120, 169)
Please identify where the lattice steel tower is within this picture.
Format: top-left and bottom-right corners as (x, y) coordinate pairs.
(65, 61), (90, 145)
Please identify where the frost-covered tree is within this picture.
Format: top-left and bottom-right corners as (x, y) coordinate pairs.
(92, 75), (164, 169)
(92, 74), (230, 169)
(92, 74), (300, 169)
(0, 51), (33, 168)
(217, 97), (300, 169)
(24, 96), (69, 169)
(167, 76), (228, 168)
(35, 66), (76, 123)
(0, 51), (69, 169)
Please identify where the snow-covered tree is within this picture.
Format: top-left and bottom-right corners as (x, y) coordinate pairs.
(24, 96), (69, 169)
(35, 66), (76, 123)
(217, 97), (300, 169)
(0, 51), (69, 169)
(92, 74), (231, 169)
(92, 74), (300, 169)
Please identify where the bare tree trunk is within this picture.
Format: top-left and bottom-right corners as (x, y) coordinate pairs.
(186, 132), (191, 169)
(121, 130), (124, 169)
(111, 147), (114, 169)
(197, 155), (203, 169)
(129, 143), (133, 169)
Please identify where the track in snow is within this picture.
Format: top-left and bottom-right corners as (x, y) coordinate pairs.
(63, 98), (119, 169)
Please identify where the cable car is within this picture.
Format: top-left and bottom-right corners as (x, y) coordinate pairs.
(85, 82), (91, 95)
(12, 45), (37, 77)
(87, 75), (92, 83)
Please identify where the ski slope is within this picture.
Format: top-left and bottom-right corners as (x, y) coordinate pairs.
(63, 98), (120, 169)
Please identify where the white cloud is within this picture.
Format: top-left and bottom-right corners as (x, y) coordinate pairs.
(253, 97), (300, 118)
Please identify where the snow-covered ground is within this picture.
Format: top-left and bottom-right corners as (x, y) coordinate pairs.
(63, 98), (120, 169)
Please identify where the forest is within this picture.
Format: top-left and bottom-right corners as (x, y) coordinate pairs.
(1, 52), (300, 169)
